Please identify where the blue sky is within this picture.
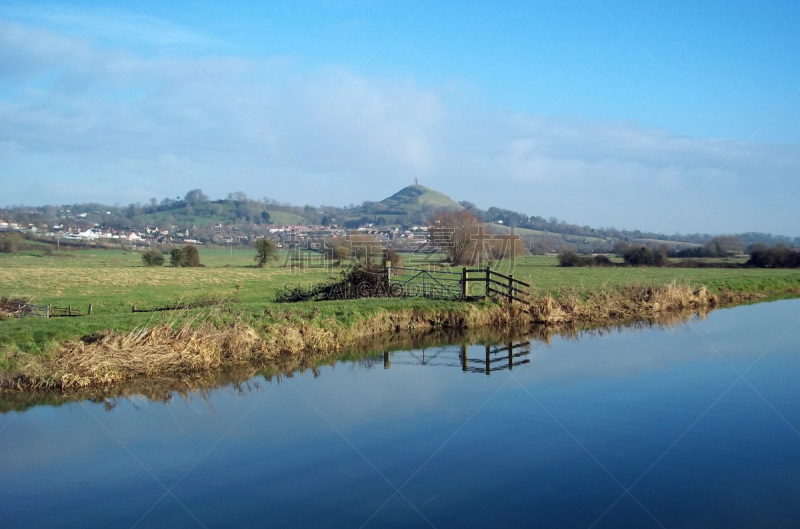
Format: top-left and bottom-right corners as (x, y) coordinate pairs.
(1, 0), (799, 234)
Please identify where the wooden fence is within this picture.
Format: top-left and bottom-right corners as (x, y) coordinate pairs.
(1, 302), (92, 319)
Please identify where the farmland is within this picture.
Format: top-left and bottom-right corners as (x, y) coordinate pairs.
(2, 246), (800, 360)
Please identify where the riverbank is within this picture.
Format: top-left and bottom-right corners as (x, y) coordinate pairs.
(3, 250), (800, 391)
(3, 280), (798, 391)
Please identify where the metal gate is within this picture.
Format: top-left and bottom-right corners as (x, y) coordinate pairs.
(387, 267), (463, 300)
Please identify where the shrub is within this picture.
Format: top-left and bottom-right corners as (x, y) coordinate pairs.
(592, 255), (613, 267)
(559, 251), (616, 267)
(170, 248), (185, 267)
(746, 245), (800, 268)
(704, 235), (742, 257)
(142, 249), (164, 266)
(623, 246), (655, 266)
(557, 250), (582, 267)
(334, 246), (350, 264)
(0, 232), (23, 254)
(170, 245), (202, 267)
(254, 238), (278, 267)
(383, 249), (403, 268)
(746, 243), (769, 255)
(183, 245), (201, 267)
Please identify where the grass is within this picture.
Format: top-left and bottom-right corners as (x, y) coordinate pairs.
(1, 247), (799, 361)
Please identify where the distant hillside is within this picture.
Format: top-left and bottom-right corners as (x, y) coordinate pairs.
(3, 184), (797, 251)
(379, 185), (463, 213)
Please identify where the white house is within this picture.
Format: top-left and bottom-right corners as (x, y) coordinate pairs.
(77, 229), (100, 240)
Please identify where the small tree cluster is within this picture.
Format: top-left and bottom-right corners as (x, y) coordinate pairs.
(141, 249), (164, 266)
(170, 245), (202, 267)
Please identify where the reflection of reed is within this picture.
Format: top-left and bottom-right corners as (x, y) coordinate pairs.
(2, 281), (732, 395)
(0, 309), (705, 413)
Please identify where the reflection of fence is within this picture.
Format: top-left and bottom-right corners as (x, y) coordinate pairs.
(381, 341), (531, 375)
(460, 342), (531, 375)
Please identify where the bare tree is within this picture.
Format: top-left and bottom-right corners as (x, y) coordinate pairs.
(704, 235), (742, 257)
(429, 210), (485, 265)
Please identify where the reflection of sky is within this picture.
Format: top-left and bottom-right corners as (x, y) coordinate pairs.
(1, 299), (800, 528)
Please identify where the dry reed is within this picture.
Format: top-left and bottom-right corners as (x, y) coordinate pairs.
(0, 282), (768, 392)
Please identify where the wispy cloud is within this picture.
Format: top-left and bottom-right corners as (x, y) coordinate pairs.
(0, 14), (798, 235)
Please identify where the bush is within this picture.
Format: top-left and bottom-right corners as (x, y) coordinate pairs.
(746, 244), (800, 268)
(592, 255), (613, 267)
(170, 245), (203, 267)
(183, 245), (201, 267)
(383, 249), (403, 268)
(746, 243), (769, 255)
(254, 238), (278, 267)
(559, 250), (616, 267)
(170, 248), (185, 267)
(623, 246), (655, 266)
(0, 232), (23, 254)
(142, 249), (165, 266)
(557, 250), (582, 267)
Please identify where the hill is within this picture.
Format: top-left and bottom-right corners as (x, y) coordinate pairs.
(378, 185), (463, 213)
(3, 184), (797, 252)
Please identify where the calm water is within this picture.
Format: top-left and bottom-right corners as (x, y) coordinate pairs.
(2, 299), (800, 528)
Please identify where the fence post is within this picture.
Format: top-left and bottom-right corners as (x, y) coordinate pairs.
(485, 267), (490, 298)
(461, 267), (467, 299)
(68, 305), (71, 316)
(46, 304), (50, 318)
(508, 274), (513, 304)
(88, 304), (92, 316)
(132, 305), (136, 313)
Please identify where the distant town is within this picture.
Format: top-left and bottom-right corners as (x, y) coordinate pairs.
(1, 185), (797, 254)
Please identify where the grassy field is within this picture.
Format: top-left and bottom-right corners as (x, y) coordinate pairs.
(2, 246), (800, 358)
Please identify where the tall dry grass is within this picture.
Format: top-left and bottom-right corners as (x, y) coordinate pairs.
(1, 281), (752, 392)
(527, 282), (717, 324)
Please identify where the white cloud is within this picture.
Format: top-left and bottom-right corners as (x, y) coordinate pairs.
(1, 15), (798, 235)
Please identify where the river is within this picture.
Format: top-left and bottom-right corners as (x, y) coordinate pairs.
(2, 299), (800, 528)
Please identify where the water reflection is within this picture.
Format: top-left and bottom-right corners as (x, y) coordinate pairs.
(381, 342), (531, 374)
(2, 299), (800, 529)
(0, 311), (702, 414)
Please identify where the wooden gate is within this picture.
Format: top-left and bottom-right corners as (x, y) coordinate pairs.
(462, 268), (530, 304)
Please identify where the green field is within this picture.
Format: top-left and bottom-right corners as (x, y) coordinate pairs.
(2, 247), (800, 358)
